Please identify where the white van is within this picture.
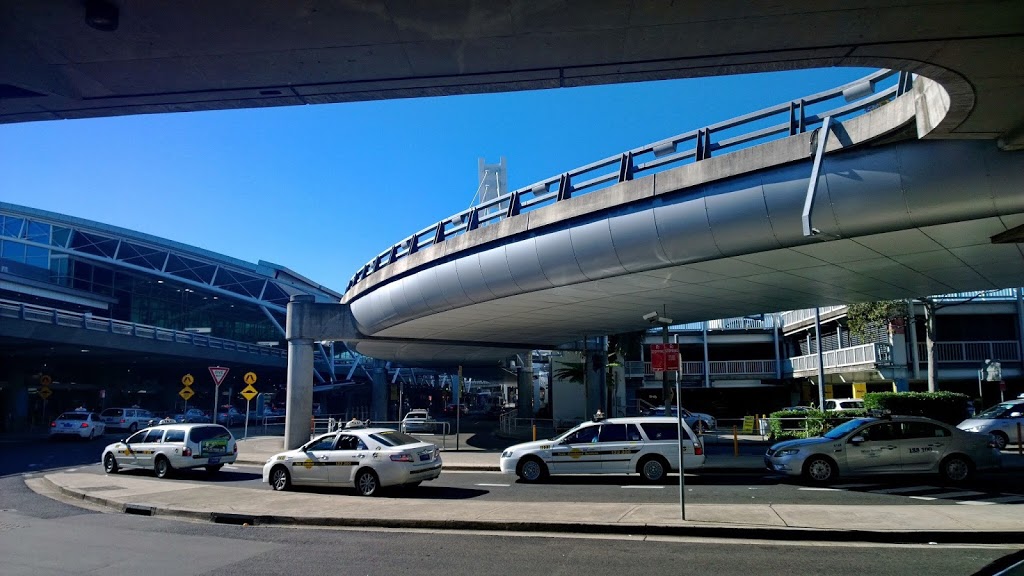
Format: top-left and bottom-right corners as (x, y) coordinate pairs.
(499, 416), (705, 483)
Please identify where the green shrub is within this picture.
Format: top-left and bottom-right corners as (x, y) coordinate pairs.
(863, 391), (970, 424)
(766, 409), (825, 441)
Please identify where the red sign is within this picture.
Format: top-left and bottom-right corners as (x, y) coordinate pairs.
(209, 366), (230, 387)
(650, 344), (680, 372)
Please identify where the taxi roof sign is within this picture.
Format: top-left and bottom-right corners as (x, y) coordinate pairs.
(208, 366), (230, 387)
(240, 384), (258, 401)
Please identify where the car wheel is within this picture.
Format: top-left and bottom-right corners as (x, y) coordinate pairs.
(516, 457), (548, 483)
(270, 466), (291, 491)
(638, 456), (668, 483)
(103, 453), (118, 474)
(991, 431), (1009, 450)
(803, 456), (837, 484)
(154, 456), (173, 479)
(355, 469), (380, 496)
(128, 423), (137, 433)
(940, 454), (973, 483)
(206, 464), (224, 473)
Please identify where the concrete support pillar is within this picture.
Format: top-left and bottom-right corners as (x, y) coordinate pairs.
(516, 357), (533, 419)
(284, 336), (314, 450)
(586, 337), (605, 418)
(1016, 288), (1024, 364)
(284, 294), (316, 450)
(371, 365), (387, 421)
(907, 300), (921, 380)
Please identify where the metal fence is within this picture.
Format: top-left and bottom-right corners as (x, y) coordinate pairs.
(917, 341), (1021, 363)
(788, 342), (892, 373)
(348, 69), (911, 291)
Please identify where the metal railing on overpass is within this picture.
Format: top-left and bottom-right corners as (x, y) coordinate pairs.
(787, 342), (893, 374)
(348, 69), (913, 291)
(917, 341), (1021, 363)
(0, 298), (304, 360)
(624, 360), (778, 378)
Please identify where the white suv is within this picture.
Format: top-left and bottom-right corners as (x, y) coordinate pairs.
(499, 416), (705, 483)
(823, 398), (865, 411)
(101, 423), (237, 478)
(100, 407), (154, 432)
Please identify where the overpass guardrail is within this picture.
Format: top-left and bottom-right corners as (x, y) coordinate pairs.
(348, 69), (913, 291)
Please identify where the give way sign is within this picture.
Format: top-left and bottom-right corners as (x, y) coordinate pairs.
(209, 366), (230, 388)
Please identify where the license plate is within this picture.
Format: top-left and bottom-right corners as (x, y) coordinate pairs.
(208, 457), (220, 464)
(419, 453), (431, 461)
(62, 423), (72, 428)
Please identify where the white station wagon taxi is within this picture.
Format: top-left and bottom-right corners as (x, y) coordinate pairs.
(499, 416), (705, 483)
(263, 425), (442, 496)
(102, 423), (237, 478)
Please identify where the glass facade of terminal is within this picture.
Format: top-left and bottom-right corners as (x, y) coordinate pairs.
(0, 213), (287, 343)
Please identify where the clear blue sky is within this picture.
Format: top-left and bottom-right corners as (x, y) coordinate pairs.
(0, 67), (869, 292)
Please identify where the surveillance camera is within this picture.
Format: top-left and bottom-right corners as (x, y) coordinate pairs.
(658, 317), (673, 325)
(643, 312), (658, 322)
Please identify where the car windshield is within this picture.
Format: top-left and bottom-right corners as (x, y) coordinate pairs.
(58, 412), (88, 420)
(368, 431), (422, 446)
(974, 403), (1020, 419)
(101, 409), (123, 417)
(822, 418), (874, 439)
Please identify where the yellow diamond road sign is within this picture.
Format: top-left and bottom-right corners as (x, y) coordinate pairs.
(179, 388), (195, 401)
(181, 373), (194, 387)
(38, 387), (52, 400)
(243, 371), (257, 385)
(240, 384), (258, 401)
(40, 375), (52, 387)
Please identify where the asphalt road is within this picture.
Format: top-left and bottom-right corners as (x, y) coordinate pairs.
(3, 435), (1024, 575)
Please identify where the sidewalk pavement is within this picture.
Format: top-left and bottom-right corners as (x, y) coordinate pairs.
(30, 433), (1024, 543)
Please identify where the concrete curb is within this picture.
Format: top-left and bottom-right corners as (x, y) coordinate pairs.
(35, 476), (1024, 544)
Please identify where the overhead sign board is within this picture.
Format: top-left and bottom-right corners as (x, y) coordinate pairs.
(179, 388), (195, 401)
(240, 384), (258, 401)
(209, 366), (230, 387)
(182, 374), (194, 387)
(243, 372), (257, 385)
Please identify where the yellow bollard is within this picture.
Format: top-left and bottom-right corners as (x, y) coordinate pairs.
(532, 424), (537, 441)
(733, 425), (739, 457)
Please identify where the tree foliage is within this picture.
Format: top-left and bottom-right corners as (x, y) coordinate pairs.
(846, 299), (907, 338)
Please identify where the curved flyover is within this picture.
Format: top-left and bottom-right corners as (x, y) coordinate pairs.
(340, 71), (1024, 364)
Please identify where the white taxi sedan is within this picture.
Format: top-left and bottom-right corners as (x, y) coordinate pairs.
(50, 411), (105, 439)
(262, 426), (442, 496)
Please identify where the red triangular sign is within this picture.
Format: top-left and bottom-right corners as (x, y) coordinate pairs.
(209, 366), (230, 387)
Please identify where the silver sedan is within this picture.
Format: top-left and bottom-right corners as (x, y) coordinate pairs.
(765, 416), (1000, 484)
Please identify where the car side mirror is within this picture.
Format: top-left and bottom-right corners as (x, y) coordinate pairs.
(850, 436), (865, 445)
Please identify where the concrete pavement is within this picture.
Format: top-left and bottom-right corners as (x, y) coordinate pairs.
(28, 432), (1024, 543)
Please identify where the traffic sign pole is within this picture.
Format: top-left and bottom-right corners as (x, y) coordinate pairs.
(240, 378), (258, 440)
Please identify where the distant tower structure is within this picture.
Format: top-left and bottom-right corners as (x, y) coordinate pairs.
(476, 157), (508, 221)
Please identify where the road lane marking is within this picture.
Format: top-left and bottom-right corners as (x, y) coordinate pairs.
(475, 483), (510, 487)
(798, 487), (840, 491)
(869, 485), (937, 494)
(925, 490), (985, 499)
(622, 486), (664, 489)
(830, 483), (877, 489)
(908, 496), (937, 501)
(957, 500), (995, 505)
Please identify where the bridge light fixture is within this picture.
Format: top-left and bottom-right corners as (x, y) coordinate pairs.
(653, 140), (677, 158)
(842, 79), (875, 102)
(85, 0), (119, 31)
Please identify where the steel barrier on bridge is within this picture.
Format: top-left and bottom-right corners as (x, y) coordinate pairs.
(348, 69), (913, 291)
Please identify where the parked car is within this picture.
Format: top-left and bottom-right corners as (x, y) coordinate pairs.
(958, 398), (1024, 450)
(102, 423), (237, 478)
(782, 406), (813, 412)
(182, 408), (210, 423)
(100, 407), (154, 432)
(499, 415), (705, 483)
(216, 405), (243, 427)
(50, 410), (105, 440)
(444, 403), (469, 416)
(765, 415), (1000, 484)
(401, 409), (435, 433)
(263, 426), (442, 496)
(649, 406), (717, 432)
(823, 398), (865, 411)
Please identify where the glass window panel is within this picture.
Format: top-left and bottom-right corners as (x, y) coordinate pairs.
(1, 240), (26, 261)
(51, 226), (71, 247)
(70, 230), (118, 258)
(2, 217), (25, 238)
(24, 245), (49, 269)
(26, 221), (50, 243)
